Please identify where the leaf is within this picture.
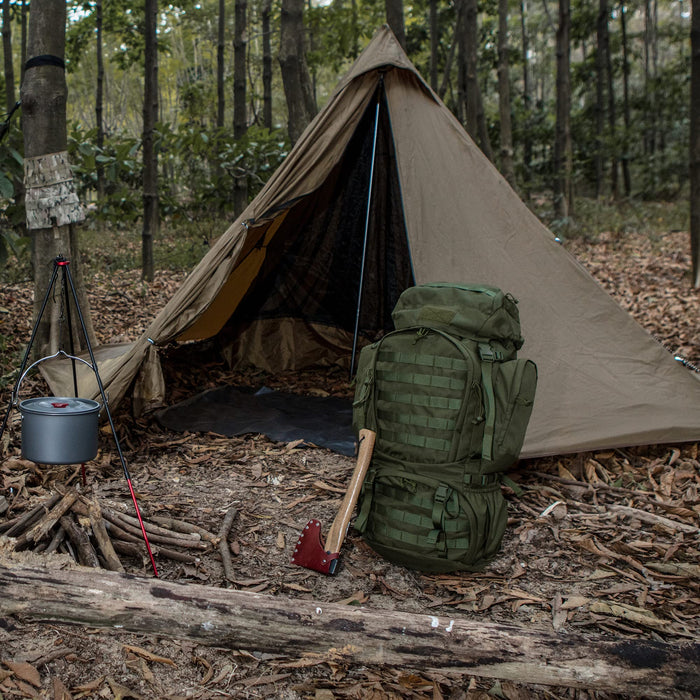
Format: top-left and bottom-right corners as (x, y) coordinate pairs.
(590, 601), (674, 632)
(0, 174), (14, 199)
(336, 590), (369, 605)
(107, 676), (142, 700)
(4, 660), (41, 687)
(121, 645), (176, 667)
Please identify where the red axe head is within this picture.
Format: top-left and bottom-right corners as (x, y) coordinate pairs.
(290, 519), (340, 575)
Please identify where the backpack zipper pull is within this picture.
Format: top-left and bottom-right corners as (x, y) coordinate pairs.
(413, 328), (430, 344)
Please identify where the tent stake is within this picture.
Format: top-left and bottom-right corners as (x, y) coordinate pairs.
(350, 78), (383, 379)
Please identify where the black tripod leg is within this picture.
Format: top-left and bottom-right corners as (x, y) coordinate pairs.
(62, 262), (158, 576)
(59, 263), (79, 397)
(0, 260), (60, 443)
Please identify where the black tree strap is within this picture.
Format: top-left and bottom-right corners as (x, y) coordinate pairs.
(25, 54), (65, 71)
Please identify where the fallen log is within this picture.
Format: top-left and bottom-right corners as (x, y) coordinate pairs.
(0, 561), (696, 699)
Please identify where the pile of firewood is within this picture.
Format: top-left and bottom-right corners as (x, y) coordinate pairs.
(0, 488), (238, 577)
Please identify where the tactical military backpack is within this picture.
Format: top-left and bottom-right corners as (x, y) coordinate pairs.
(352, 283), (537, 572)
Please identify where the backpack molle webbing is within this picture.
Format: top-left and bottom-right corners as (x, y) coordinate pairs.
(352, 283), (537, 572)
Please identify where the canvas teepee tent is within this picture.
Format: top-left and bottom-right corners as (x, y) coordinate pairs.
(44, 25), (700, 458)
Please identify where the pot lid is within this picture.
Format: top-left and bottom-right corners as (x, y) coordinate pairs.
(19, 397), (100, 416)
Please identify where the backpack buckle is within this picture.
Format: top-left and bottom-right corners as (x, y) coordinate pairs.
(434, 484), (450, 503)
(478, 342), (503, 362)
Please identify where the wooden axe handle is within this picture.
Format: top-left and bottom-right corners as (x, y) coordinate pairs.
(323, 428), (376, 555)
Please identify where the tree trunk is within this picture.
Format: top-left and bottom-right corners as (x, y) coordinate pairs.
(429, 0), (438, 91)
(620, 1), (632, 196)
(605, 1), (617, 198)
(233, 0), (247, 141)
(20, 0), (27, 82)
(0, 562), (696, 700)
(2, 0), (15, 114)
(554, 0), (573, 218)
(691, 0), (700, 287)
(461, 0), (493, 161)
(463, 0), (479, 140)
(217, 0), (225, 129)
(142, 0), (159, 282)
(595, 0), (607, 197)
(520, 0), (532, 197)
(262, 0), (272, 130)
(278, 0), (316, 146)
(95, 0), (105, 201)
(385, 0), (406, 49)
(233, 0), (248, 215)
(21, 0), (94, 359)
(497, 0), (516, 187)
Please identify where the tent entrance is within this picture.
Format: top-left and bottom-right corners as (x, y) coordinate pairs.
(218, 88), (414, 372)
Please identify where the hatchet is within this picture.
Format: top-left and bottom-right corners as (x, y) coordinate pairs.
(291, 428), (376, 574)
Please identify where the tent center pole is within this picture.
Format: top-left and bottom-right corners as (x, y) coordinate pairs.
(350, 79), (383, 378)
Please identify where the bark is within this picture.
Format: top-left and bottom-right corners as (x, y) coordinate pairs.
(2, 0), (15, 114)
(459, 0), (493, 161)
(385, 0), (406, 50)
(429, 0), (438, 91)
(520, 0), (532, 190)
(96, 0), (105, 200)
(462, 0), (479, 139)
(691, 0), (700, 287)
(497, 0), (516, 187)
(20, 0), (26, 81)
(278, 0), (316, 145)
(21, 0), (94, 359)
(554, 0), (573, 218)
(262, 0), (272, 130)
(595, 0), (607, 197)
(620, 2), (632, 196)
(142, 0), (159, 282)
(233, 0), (248, 215)
(233, 0), (247, 141)
(217, 0), (225, 130)
(605, 2), (617, 198)
(0, 562), (697, 699)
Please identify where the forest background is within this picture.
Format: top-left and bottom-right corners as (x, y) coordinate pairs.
(0, 0), (695, 284)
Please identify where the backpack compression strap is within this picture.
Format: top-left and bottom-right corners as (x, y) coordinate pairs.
(478, 342), (501, 462)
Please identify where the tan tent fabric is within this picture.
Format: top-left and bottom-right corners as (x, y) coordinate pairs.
(45, 25), (700, 458)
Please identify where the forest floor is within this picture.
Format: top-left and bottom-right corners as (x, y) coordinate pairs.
(0, 225), (699, 699)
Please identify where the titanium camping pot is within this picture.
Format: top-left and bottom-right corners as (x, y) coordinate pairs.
(16, 352), (101, 465)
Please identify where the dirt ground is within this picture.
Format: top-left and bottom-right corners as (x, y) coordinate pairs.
(0, 229), (698, 699)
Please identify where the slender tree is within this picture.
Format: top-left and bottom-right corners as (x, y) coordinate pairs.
(691, 0), (700, 287)
(279, 0), (316, 145)
(620, 1), (632, 196)
(217, 0), (225, 129)
(96, 0), (105, 201)
(498, 0), (516, 186)
(262, 0), (272, 130)
(2, 0), (15, 114)
(233, 0), (248, 214)
(429, 0), (438, 91)
(554, 0), (573, 218)
(21, 0), (94, 357)
(461, 0), (493, 160)
(595, 0), (607, 196)
(385, 0), (406, 49)
(520, 0), (533, 195)
(142, 0), (159, 282)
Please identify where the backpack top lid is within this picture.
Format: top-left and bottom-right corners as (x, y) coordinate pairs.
(391, 283), (524, 349)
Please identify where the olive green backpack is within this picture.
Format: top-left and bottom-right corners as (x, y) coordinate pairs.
(352, 283), (537, 572)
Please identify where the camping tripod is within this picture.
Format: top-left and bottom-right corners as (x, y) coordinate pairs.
(0, 256), (158, 576)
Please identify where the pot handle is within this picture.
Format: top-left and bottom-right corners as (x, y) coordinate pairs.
(13, 350), (95, 405)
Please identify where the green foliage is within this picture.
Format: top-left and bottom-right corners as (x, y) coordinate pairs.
(67, 121), (289, 225)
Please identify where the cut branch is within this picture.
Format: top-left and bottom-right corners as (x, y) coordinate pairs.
(0, 562), (696, 699)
